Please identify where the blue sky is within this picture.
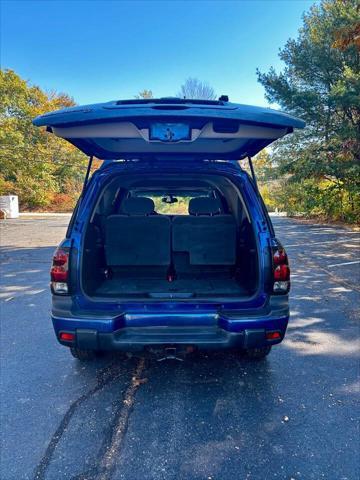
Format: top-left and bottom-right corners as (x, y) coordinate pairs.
(1, 0), (314, 107)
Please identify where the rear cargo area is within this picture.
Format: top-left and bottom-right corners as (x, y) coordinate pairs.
(81, 173), (258, 299)
(94, 277), (247, 297)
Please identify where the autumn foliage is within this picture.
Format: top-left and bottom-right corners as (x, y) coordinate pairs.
(0, 69), (89, 211)
(257, 0), (360, 222)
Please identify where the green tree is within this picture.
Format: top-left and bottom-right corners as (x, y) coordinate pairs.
(0, 69), (88, 210)
(257, 0), (360, 222)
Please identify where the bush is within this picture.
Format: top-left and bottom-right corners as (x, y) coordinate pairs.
(268, 178), (360, 223)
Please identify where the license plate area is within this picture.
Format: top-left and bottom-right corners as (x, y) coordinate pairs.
(149, 122), (191, 142)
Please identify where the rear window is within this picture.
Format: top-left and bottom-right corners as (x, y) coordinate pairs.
(132, 191), (213, 215)
(150, 195), (191, 215)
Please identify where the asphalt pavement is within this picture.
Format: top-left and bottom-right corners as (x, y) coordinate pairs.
(1, 215), (359, 480)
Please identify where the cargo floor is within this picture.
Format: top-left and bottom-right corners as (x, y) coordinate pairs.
(93, 276), (248, 297)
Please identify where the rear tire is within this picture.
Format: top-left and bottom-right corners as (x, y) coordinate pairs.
(70, 347), (97, 361)
(245, 346), (272, 359)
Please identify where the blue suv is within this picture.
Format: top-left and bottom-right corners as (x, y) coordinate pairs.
(33, 97), (305, 361)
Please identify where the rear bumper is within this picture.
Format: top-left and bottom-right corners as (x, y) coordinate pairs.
(72, 325), (282, 351)
(53, 296), (289, 351)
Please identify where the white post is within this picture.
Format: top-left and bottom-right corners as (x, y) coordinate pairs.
(0, 195), (19, 218)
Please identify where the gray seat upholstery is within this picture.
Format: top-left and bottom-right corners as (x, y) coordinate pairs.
(105, 197), (171, 267)
(188, 196), (222, 216)
(172, 197), (237, 266)
(120, 197), (155, 216)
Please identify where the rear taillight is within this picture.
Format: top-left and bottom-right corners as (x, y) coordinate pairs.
(272, 246), (290, 294)
(273, 249), (287, 265)
(51, 247), (70, 294)
(274, 264), (290, 281)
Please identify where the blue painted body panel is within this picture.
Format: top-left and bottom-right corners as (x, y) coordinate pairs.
(52, 309), (288, 334)
(33, 100), (305, 130)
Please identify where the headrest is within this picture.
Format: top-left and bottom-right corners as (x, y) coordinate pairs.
(121, 197), (155, 215)
(189, 197), (222, 216)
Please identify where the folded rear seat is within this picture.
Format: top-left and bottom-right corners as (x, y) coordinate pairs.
(172, 197), (237, 275)
(105, 197), (171, 271)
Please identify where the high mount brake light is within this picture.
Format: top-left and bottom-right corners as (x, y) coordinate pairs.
(272, 247), (290, 294)
(51, 248), (70, 294)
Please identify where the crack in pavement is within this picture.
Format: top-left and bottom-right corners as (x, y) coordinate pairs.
(70, 357), (147, 480)
(32, 360), (132, 480)
(95, 357), (146, 480)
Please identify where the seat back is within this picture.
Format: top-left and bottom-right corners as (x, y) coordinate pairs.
(172, 197), (237, 268)
(105, 197), (171, 267)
